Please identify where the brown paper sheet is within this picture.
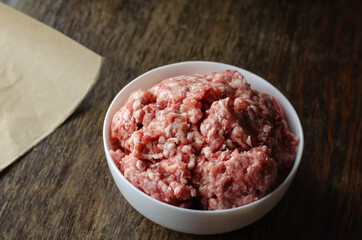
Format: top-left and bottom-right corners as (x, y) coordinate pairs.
(0, 3), (103, 171)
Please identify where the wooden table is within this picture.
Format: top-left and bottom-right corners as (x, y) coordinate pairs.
(1, 0), (360, 239)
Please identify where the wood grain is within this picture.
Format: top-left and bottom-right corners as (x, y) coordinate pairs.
(0, 0), (361, 239)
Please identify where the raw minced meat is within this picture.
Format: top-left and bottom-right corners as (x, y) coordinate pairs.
(110, 70), (299, 210)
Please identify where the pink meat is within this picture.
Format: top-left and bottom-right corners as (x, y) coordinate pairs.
(192, 146), (277, 210)
(110, 70), (299, 210)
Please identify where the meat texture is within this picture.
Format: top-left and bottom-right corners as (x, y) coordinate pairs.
(110, 70), (299, 210)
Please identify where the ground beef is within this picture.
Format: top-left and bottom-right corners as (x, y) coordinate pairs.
(110, 70), (299, 210)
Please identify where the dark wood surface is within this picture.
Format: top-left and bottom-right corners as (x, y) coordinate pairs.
(0, 0), (361, 239)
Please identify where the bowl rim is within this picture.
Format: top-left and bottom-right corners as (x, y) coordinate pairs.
(103, 60), (304, 214)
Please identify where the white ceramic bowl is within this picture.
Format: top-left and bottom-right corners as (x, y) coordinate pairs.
(103, 61), (304, 235)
